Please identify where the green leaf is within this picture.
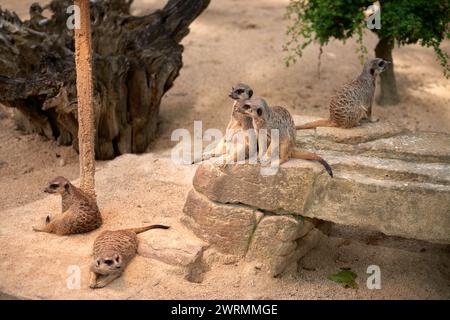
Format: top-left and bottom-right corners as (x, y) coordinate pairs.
(327, 270), (358, 289)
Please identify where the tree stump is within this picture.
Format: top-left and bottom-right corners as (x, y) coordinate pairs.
(0, 0), (209, 159)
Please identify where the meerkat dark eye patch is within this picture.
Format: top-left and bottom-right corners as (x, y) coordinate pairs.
(235, 89), (244, 94)
(257, 108), (263, 116)
(248, 89), (253, 98)
(50, 183), (59, 189)
(378, 60), (385, 67)
(104, 259), (113, 266)
(243, 104), (251, 110)
(370, 68), (375, 75)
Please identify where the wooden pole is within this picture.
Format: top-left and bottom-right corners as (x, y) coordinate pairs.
(74, 0), (96, 198)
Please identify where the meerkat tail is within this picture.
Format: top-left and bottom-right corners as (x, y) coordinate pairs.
(290, 149), (333, 177)
(295, 119), (337, 130)
(125, 225), (170, 234)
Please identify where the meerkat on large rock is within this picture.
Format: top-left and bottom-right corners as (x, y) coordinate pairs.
(194, 83), (255, 163)
(32, 176), (102, 235)
(238, 98), (333, 177)
(296, 58), (390, 129)
(89, 225), (170, 289)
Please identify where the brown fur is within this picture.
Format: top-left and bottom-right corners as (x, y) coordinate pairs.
(89, 224), (169, 289)
(195, 83), (255, 163)
(238, 98), (333, 177)
(32, 176), (102, 235)
(296, 58), (390, 130)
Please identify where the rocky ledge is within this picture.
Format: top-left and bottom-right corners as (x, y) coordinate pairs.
(182, 117), (450, 275)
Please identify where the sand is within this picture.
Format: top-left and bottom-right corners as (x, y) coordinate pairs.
(0, 0), (449, 299)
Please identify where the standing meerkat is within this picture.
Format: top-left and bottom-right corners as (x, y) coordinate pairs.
(32, 176), (102, 235)
(194, 83), (254, 163)
(89, 224), (170, 289)
(238, 98), (333, 177)
(296, 58), (390, 129)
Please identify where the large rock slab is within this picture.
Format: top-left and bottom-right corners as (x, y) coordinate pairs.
(245, 215), (321, 276)
(138, 228), (207, 282)
(182, 192), (326, 275)
(192, 161), (324, 215)
(182, 189), (260, 256)
(294, 115), (407, 144)
(186, 120), (450, 244)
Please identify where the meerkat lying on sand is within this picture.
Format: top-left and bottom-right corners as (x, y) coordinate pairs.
(90, 225), (170, 289)
(32, 176), (102, 235)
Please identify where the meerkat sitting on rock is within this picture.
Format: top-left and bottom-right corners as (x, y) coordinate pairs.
(90, 225), (170, 289)
(194, 83), (255, 163)
(32, 176), (102, 235)
(237, 98), (333, 177)
(296, 58), (390, 129)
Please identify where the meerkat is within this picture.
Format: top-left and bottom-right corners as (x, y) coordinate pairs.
(194, 83), (255, 163)
(32, 176), (102, 235)
(296, 58), (390, 129)
(238, 97), (333, 177)
(89, 224), (170, 289)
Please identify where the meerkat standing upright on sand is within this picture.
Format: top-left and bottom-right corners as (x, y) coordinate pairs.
(296, 58), (390, 129)
(89, 225), (170, 289)
(194, 83), (255, 163)
(238, 98), (333, 177)
(32, 176), (102, 235)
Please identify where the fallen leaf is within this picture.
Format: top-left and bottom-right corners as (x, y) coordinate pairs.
(327, 270), (358, 289)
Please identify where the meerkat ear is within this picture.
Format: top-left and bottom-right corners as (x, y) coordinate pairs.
(96, 259), (101, 266)
(248, 89), (253, 98)
(370, 68), (375, 75)
(114, 254), (121, 263)
(257, 108), (263, 116)
(45, 215), (50, 224)
(64, 182), (69, 190)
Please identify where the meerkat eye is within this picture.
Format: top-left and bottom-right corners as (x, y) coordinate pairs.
(378, 60), (385, 67)
(243, 104), (251, 110)
(236, 89), (243, 94)
(257, 108), (263, 116)
(50, 183), (59, 189)
(248, 89), (253, 98)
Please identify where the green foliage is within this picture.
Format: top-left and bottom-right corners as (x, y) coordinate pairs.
(284, 0), (450, 77)
(327, 270), (358, 289)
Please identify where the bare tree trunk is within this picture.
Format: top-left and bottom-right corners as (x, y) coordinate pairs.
(0, 0), (210, 160)
(375, 36), (400, 105)
(74, 0), (95, 198)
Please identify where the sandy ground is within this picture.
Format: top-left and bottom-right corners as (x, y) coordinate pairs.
(0, 0), (449, 299)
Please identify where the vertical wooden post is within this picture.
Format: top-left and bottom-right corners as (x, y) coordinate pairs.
(74, 0), (96, 198)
